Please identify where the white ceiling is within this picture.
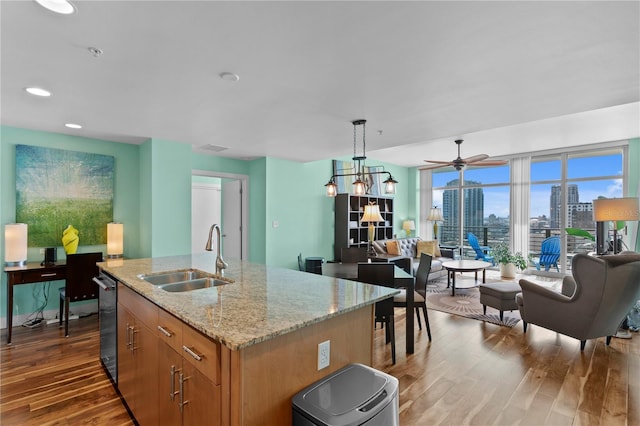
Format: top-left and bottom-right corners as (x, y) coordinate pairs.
(1, 1), (638, 167)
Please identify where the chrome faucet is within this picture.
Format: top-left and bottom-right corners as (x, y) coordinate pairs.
(205, 224), (228, 276)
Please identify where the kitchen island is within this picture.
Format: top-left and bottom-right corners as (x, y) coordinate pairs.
(99, 254), (397, 425)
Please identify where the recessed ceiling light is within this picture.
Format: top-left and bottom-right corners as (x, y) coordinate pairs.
(219, 72), (240, 82)
(25, 87), (51, 97)
(65, 123), (82, 129)
(35, 0), (76, 15)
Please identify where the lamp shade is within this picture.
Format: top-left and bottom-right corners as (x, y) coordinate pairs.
(5, 223), (28, 266)
(402, 220), (415, 232)
(107, 222), (124, 258)
(427, 207), (444, 222)
(361, 204), (384, 223)
(593, 197), (639, 222)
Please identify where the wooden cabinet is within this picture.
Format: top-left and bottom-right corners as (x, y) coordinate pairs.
(156, 305), (221, 426)
(334, 193), (394, 261)
(117, 284), (159, 425)
(118, 285), (222, 425)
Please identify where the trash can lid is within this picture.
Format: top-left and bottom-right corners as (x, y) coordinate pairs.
(293, 363), (397, 425)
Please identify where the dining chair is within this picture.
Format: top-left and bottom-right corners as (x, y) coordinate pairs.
(59, 252), (102, 337)
(393, 253), (432, 341)
(341, 247), (368, 263)
(357, 262), (397, 364)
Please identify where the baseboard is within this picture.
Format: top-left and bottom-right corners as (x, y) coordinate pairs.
(0, 301), (98, 330)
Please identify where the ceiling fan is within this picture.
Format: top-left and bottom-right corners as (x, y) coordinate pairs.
(420, 139), (508, 171)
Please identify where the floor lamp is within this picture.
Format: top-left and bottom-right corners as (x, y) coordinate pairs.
(593, 197), (639, 254)
(427, 207), (444, 240)
(361, 203), (384, 257)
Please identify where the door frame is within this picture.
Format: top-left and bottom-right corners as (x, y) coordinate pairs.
(192, 169), (249, 261)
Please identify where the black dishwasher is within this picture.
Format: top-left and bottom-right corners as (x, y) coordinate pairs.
(93, 271), (117, 384)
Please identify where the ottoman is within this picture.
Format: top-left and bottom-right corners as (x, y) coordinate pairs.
(479, 282), (521, 321)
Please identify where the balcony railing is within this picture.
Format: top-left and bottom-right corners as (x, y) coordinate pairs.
(438, 225), (597, 270)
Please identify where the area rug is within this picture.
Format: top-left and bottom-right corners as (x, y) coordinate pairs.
(425, 270), (562, 327)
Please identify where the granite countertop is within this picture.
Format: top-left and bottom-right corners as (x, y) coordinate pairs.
(98, 254), (398, 351)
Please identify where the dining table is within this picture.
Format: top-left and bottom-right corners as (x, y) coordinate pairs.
(322, 262), (416, 354)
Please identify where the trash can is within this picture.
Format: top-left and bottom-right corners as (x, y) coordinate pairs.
(305, 257), (325, 275)
(292, 363), (399, 426)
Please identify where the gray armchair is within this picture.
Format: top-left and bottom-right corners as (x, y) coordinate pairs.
(517, 252), (640, 351)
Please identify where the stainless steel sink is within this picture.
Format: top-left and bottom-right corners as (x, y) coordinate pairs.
(158, 277), (230, 292)
(139, 269), (212, 285)
(139, 269), (232, 292)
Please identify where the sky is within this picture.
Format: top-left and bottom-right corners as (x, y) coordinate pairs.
(432, 153), (624, 219)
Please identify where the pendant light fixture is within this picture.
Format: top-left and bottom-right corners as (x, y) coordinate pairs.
(325, 119), (398, 197)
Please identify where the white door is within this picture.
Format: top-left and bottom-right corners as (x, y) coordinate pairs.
(222, 179), (243, 259)
(192, 182), (221, 254)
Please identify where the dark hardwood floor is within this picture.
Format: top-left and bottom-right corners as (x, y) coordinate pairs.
(1, 308), (638, 425)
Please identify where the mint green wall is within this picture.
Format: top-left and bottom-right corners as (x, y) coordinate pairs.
(143, 139), (193, 257)
(248, 158), (267, 263)
(1, 126), (141, 319)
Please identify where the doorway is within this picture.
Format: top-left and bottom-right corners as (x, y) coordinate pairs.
(192, 170), (248, 260)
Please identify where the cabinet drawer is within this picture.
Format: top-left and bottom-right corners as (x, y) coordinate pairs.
(182, 325), (221, 384)
(20, 269), (66, 283)
(157, 308), (183, 352)
(118, 284), (158, 328)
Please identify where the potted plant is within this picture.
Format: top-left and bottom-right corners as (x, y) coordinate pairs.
(492, 242), (528, 278)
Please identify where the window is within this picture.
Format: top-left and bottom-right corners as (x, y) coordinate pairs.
(432, 164), (510, 257)
(530, 148), (624, 271)
(425, 144), (627, 272)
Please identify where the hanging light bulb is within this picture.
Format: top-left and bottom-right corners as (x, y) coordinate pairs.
(383, 175), (398, 194)
(353, 177), (366, 195)
(325, 178), (337, 197)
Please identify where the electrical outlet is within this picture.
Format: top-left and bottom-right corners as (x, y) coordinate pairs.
(40, 248), (45, 254)
(318, 340), (330, 370)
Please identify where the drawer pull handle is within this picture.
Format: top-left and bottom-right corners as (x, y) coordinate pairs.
(41, 273), (57, 277)
(157, 325), (173, 337)
(182, 345), (203, 361)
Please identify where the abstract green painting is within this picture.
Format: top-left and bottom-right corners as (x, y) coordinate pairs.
(15, 145), (114, 247)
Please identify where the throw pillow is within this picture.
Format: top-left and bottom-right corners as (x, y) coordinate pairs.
(386, 240), (402, 255)
(417, 240), (441, 258)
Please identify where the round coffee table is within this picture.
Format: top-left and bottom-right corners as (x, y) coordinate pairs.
(442, 260), (493, 296)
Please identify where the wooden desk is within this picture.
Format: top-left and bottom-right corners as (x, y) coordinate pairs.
(322, 262), (416, 354)
(4, 262), (66, 344)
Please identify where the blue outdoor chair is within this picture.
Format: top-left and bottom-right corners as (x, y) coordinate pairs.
(468, 233), (494, 265)
(535, 236), (561, 272)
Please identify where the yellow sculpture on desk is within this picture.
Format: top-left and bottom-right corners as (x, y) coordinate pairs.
(62, 225), (79, 254)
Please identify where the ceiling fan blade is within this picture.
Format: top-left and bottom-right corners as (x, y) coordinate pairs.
(469, 160), (509, 167)
(462, 154), (489, 164)
(418, 163), (450, 171)
(423, 159), (454, 165)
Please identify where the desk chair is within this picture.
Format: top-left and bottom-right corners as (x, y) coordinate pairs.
(59, 252), (102, 337)
(357, 262), (396, 364)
